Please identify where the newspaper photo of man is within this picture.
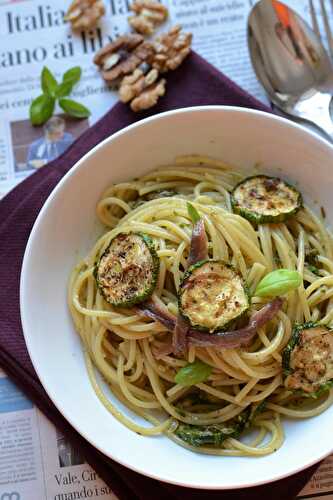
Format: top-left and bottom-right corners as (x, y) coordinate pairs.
(11, 113), (89, 175)
(26, 116), (74, 169)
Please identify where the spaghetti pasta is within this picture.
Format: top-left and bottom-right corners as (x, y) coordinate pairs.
(68, 155), (333, 456)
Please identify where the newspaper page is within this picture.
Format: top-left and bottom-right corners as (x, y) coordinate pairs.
(37, 410), (117, 500)
(0, 368), (45, 499)
(1, 0), (333, 499)
(0, 0), (317, 199)
(0, 368), (117, 500)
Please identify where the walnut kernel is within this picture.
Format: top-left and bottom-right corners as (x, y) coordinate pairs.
(119, 67), (159, 102)
(128, 0), (168, 36)
(131, 78), (166, 112)
(94, 35), (154, 85)
(151, 25), (192, 72)
(64, 0), (105, 30)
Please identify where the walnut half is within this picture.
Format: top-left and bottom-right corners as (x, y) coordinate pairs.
(93, 35), (155, 86)
(119, 65), (166, 111)
(131, 78), (166, 112)
(119, 66), (159, 102)
(64, 0), (105, 30)
(151, 25), (192, 72)
(128, 0), (168, 36)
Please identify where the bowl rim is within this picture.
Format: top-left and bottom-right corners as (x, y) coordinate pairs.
(20, 105), (333, 490)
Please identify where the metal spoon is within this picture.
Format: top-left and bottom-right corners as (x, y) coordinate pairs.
(248, 0), (333, 141)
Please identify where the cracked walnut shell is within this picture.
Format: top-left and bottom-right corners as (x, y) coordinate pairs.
(93, 35), (155, 84)
(151, 25), (192, 73)
(64, 0), (105, 30)
(128, 0), (168, 36)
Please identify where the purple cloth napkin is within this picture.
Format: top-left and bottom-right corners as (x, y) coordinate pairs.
(0, 52), (318, 499)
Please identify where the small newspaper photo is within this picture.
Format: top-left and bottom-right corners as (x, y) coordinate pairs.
(1, 0), (333, 499)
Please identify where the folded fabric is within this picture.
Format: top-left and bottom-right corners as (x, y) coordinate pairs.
(0, 52), (318, 499)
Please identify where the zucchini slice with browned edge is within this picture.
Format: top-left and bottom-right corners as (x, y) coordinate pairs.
(282, 322), (333, 397)
(178, 260), (250, 333)
(95, 232), (159, 307)
(231, 175), (302, 224)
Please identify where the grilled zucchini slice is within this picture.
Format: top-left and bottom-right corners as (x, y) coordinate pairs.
(178, 260), (250, 332)
(282, 322), (333, 396)
(175, 407), (250, 448)
(95, 232), (159, 307)
(231, 175), (302, 224)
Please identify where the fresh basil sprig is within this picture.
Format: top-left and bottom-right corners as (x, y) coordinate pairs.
(30, 66), (90, 126)
(255, 269), (302, 297)
(175, 360), (212, 386)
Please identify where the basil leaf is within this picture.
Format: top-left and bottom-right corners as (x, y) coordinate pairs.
(41, 67), (58, 97)
(187, 202), (201, 224)
(29, 94), (55, 126)
(250, 400), (266, 422)
(255, 269), (302, 297)
(307, 264), (321, 276)
(175, 360), (212, 386)
(59, 98), (91, 118)
(56, 80), (74, 98)
(63, 66), (82, 86)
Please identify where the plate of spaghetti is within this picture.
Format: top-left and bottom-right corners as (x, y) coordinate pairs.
(20, 107), (333, 489)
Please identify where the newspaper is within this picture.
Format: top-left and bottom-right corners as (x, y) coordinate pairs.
(0, 368), (118, 500)
(1, 0), (333, 499)
(0, 0), (318, 199)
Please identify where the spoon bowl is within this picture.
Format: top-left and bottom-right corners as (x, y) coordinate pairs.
(248, 0), (333, 140)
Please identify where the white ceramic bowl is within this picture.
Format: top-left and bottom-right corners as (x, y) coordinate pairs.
(20, 107), (333, 489)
